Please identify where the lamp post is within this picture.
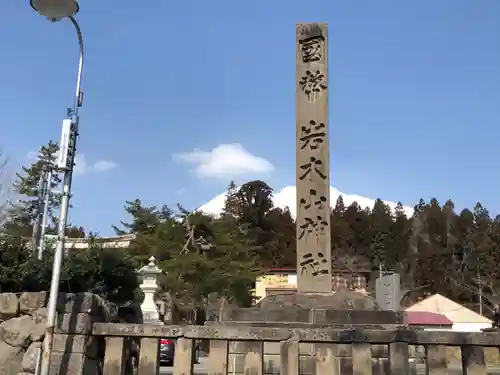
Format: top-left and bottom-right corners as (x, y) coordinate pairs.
(29, 1), (84, 375)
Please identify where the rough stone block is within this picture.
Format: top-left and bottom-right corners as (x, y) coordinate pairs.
(0, 315), (44, 348)
(19, 292), (48, 313)
(49, 352), (100, 375)
(32, 309), (93, 334)
(0, 292), (19, 320)
(20, 292), (113, 320)
(0, 341), (24, 375)
(22, 341), (42, 373)
(52, 334), (100, 359)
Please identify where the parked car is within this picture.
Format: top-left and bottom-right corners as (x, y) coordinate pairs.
(159, 339), (200, 365)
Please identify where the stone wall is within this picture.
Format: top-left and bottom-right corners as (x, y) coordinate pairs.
(0, 292), (119, 375)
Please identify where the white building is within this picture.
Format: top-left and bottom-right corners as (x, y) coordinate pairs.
(41, 234), (135, 250)
(406, 293), (492, 332)
(62, 234), (135, 249)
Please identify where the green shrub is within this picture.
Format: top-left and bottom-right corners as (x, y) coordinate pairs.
(0, 238), (140, 304)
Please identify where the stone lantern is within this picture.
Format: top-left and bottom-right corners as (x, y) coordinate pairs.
(138, 256), (162, 323)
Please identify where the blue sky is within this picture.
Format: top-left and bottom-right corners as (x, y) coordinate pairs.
(1, 0), (500, 235)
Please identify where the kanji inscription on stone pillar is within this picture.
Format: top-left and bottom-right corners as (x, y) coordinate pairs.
(296, 23), (332, 293)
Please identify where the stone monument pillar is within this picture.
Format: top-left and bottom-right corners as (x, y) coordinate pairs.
(296, 22), (332, 294)
(209, 24), (406, 374)
(138, 256), (162, 324)
(214, 22), (404, 326)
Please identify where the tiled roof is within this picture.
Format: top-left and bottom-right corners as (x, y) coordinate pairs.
(405, 311), (453, 326)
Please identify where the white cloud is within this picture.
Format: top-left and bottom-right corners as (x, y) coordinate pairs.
(27, 151), (117, 175)
(73, 154), (88, 175)
(198, 185), (415, 218)
(27, 151), (40, 161)
(92, 160), (118, 172)
(175, 188), (187, 196)
(173, 143), (274, 179)
(74, 154), (117, 175)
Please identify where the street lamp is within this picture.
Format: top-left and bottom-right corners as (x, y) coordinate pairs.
(30, 2), (84, 375)
(30, 0), (79, 22)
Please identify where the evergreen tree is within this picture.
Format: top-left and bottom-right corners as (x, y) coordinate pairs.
(113, 199), (174, 265)
(0, 148), (11, 228)
(222, 181), (240, 218)
(369, 199), (393, 269)
(342, 201), (371, 259)
(477, 214), (500, 309)
(330, 196), (351, 261)
(111, 181), (500, 317)
(222, 180), (280, 268)
(263, 207), (296, 267)
(4, 141), (61, 237)
(160, 210), (258, 312)
(65, 226), (86, 238)
(389, 202), (411, 275)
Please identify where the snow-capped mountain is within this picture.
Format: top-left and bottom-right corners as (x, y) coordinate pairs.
(198, 185), (414, 218)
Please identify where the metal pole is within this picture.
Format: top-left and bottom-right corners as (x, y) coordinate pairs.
(38, 170), (52, 260)
(31, 173), (45, 254)
(478, 266), (483, 316)
(39, 15), (84, 375)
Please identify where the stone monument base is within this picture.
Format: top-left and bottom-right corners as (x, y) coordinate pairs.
(215, 289), (405, 328)
(208, 289), (405, 375)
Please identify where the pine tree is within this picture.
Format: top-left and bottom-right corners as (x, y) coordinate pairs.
(4, 141), (61, 237)
(478, 214), (500, 310)
(369, 199), (393, 269)
(160, 210), (259, 314)
(389, 202), (411, 274)
(330, 196), (351, 261)
(333, 195), (346, 214)
(233, 180), (274, 229)
(264, 207), (296, 267)
(0, 148), (11, 228)
(65, 226), (86, 238)
(222, 180), (278, 268)
(342, 201), (371, 258)
(222, 181), (240, 218)
(113, 199), (174, 265)
(464, 203), (495, 306)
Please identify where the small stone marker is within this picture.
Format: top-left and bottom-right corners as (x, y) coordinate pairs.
(376, 273), (402, 311)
